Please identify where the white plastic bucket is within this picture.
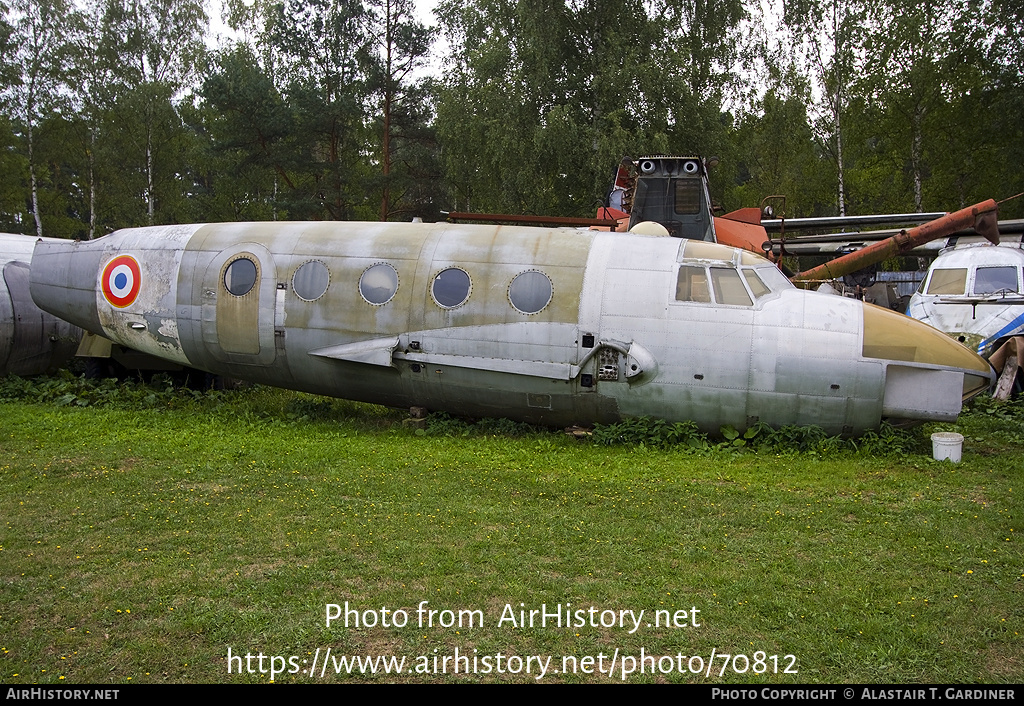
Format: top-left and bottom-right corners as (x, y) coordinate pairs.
(931, 432), (964, 463)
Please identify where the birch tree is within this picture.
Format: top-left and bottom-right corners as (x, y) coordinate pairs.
(434, 0), (737, 216)
(860, 0), (987, 212)
(784, 0), (866, 216)
(5, 0), (80, 236)
(101, 0), (206, 224)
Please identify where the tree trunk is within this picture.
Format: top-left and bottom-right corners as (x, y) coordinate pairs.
(836, 102), (846, 217)
(88, 127), (96, 240)
(380, 0), (394, 222)
(380, 93), (391, 221)
(912, 106), (923, 212)
(147, 112), (155, 225)
(28, 120), (42, 237)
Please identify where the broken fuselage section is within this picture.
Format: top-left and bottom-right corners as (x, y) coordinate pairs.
(30, 222), (993, 433)
(0, 232), (81, 376)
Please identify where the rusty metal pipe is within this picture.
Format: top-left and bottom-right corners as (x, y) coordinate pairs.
(447, 212), (619, 228)
(790, 199), (1000, 283)
(762, 212), (945, 231)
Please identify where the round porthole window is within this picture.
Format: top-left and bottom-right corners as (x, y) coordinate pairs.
(224, 257), (258, 296)
(293, 260), (330, 301)
(508, 270), (552, 314)
(431, 267), (471, 308)
(359, 262), (399, 305)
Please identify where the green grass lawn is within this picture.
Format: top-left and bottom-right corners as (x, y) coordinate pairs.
(1, 378), (1021, 683)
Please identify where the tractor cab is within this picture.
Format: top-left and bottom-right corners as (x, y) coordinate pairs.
(623, 156), (717, 242)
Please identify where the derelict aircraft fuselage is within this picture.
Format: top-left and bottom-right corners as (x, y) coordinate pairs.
(909, 243), (1024, 358)
(29, 221), (993, 434)
(0, 232), (80, 376)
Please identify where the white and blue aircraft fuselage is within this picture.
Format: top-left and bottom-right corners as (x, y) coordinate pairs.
(909, 243), (1024, 359)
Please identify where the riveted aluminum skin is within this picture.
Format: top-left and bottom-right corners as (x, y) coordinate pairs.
(30, 221), (994, 433)
(1, 233), (81, 375)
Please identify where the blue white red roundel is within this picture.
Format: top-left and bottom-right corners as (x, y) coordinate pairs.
(101, 255), (142, 308)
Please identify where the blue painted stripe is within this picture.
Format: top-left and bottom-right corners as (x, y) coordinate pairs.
(977, 309), (1024, 353)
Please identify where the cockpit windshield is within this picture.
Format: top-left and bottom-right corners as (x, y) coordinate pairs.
(675, 262), (791, 307)
(973, 266), (1019, 295)
(674, 240), (792, 306)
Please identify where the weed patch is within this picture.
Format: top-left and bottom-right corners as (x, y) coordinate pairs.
(589, 417), (920, 457)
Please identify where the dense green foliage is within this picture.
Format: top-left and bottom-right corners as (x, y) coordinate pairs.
(0, 0), (1020, 238)
(2, 372), (1021, 455)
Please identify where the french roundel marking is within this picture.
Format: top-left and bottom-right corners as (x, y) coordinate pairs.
(101, 255), (142, 308)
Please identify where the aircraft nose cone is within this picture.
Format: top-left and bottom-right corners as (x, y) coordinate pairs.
(861, 303), (994, 421)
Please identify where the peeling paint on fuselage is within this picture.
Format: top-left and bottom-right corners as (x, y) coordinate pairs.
(28, 221), (994, 433)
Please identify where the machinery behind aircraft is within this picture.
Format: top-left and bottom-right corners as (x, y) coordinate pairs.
(598, 156), (1020, 398)
(599, 156), (1002, 287)
(29, 220), (994, 434)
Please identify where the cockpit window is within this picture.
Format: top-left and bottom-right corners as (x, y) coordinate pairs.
(755, 265), (792, 292)
(973, 266), (1019, 295)
(711, 268), (753, 306)
(742, 269), (771, 299)
(676, 261), (791, 306)
(926, 268), (967, 295)
(680, 240), (737, 261)
(675, 266), (711, 302)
